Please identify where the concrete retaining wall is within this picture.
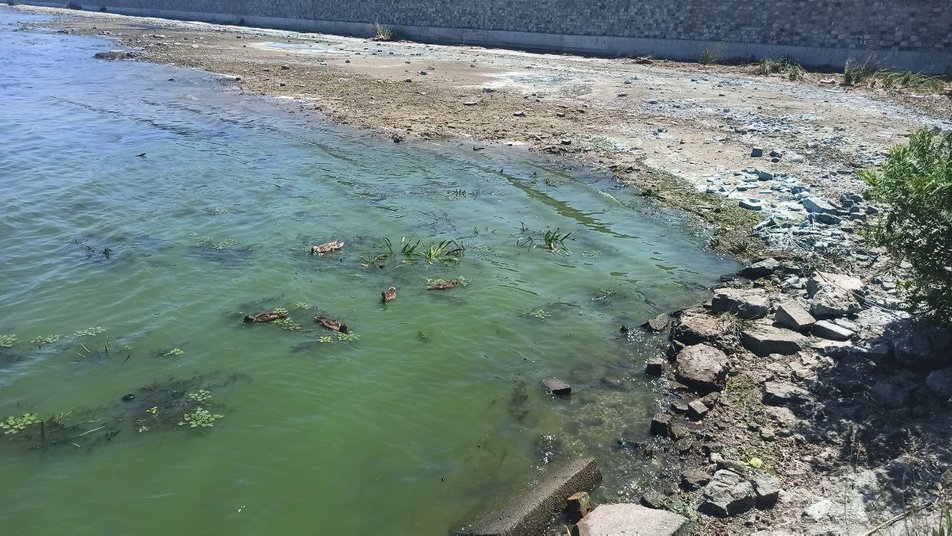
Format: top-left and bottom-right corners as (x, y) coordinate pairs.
(19, 1), (952, 72)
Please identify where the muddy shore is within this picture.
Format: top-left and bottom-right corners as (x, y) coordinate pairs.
(18, 5), (952, 535)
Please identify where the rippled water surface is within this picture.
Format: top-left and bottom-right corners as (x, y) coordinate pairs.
(0, 9), (738, 535)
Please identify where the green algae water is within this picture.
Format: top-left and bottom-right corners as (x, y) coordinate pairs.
(0, 9), (738, 534)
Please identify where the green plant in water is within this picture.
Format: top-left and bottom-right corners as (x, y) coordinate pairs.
(73, 326), (105, 337)
(186, 389), (213, 404)
(860, 129), (952, 323)
(274, 318), (302, 331)
(417, 329), (433, 342)
(318, 335), (333, 344)
(178, 407), (223, 428)
(293, 302), (309, 311)
(31, 334), (60, 346)
(421, 240), (464, 264)
(541, 228), (571, 253)
(337, 331), (361, 342)
(525, 308), (550, 320)
(164, 347), (184, 357)
(0, 334), (16, 348)
(0, 413), (41, 435)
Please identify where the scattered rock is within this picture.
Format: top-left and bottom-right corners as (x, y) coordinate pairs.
(811, 320), (854, 341)
(463, 100), (478, 106)
(674, 344), (730, 392)
(926, 367), (952, 398)
(565, 491), (593, 522)
(544, 378), (572, 397)
(741, 324), (806, 356)
(513, 111), (525, 117)
(802, 498), (833, 522)
(751, 147), (764, 157)
(774, 301), (816, 332)
(681, 468), (711, 491)
(738, 199), (763, 211)
(576, 504), (688, 536)
(671, 311), (731, 347)
(645, 357), (665, 377)
(643, 313), (672, 332)
(751, 473), (781, 507)
(889, 322), (952, 367)
(763, 381), (813, 408)
(871, 377), (916, 409)
(711, 288), (769, 319)
(698, 470), (756, 517)
(688, 399), (709, 420)
(740, 258), (781, 279)
(93, 50), (138, 60)
(650, 412), (672, 437)
(640, 489), (666, 509)
(801, 197), (836, 214)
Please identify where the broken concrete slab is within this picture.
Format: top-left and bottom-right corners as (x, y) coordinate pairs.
(576, 503), (689, 536)
(741, 324), (807, 356)
(674, 344), (730, 392)
(543, 378), (572, 396)
(461, 458), (602, 536)
(812, 320), (854, 341)
(711, 288), (769, 319)
(774, 301), (815, 332)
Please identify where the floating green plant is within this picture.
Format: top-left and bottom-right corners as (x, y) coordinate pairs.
(337, 331), (360, 342)
(178, 407), (224, 429)
(422, 240), (464, 264)
(0, 413), (41, 435)
(30, 334), (60, 346)
(516, 223), (572, 254)
(525, 308), (550, 320)
(163, 347), (184, 357)
(73, 326), (106, 337)
(293, 302), (309, 311)
(318, 336), (333, 344)
(274, 318), (302, 331)
(186, 390), (213, 404)
(0, 334), (17, 348)
(417, 330), (433, 342)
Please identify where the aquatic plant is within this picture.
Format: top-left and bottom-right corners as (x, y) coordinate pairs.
(30, 334), (60, 346)
(517, 223), (572, 254)
(426, 276), (468, 290)
(293, 302), (309, 311)
(178, 407), (224, 429)
(73, 326), (105, 337)
(0, 413), (41, 435)
(186, 390), (213, 404)
(0, 334), (17, 348)
(337, 331), (360, 342)
(318, 336), (334, 343)
(421, 240), (464, 264)
(274, 317), (303, 331)
(417, 330), (433, 342)
(163, 347), (184, 357)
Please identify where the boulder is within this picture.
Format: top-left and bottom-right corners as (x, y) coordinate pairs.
(576, 504), (689, 536)
(650, 413), (672, 438)
(671, 311), (730, 347)
(698, 470), (757, 517)
(763, 381), (813, 408)
(871, 377), (916, 409)
(927, 367), (952, 398)
(811, 320), (854, 341)
(688, 400), (709, 420)
(889, 322), (952, 367)
(807, 272), (864, 319)
(774, 301), (815, 332)
(644, 357), (665, 377)
(740, 258), (781, 279)
(640, 489), (667, 509)
(674, 344), (730, 392)
(741, 325), (807, 356)
(462, 458), (602, 536)
(711, 288), (769, 319)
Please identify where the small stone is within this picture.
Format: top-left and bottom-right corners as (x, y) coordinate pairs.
(617, 92), (629, 97)
(688, 400), (709, 420)
(651, 413), (674, 438)
(121, 393), (135, 402)
(560, 139), (572, 145)
(463, 100), (478, 106)
(645, 357), (665, 377)
(751, 474), (781, 507)
(739, 199), (763, 211)
(926, 367), (952, 398)
(751, 147), (764, 157)
(556, 112), (565, 117)
(280, 64), (289, 70)
(774, 301), (816, 332)
(513, 111), (525, 117)
(543, 378), (571, 396)
(740, 258), (780, 279)
(814, 213), (842, 225)
(669, 399), (690, 414)
(565, 491), (593, 521)
(812, 320), (854, 341)
(803, 498), (833, 521)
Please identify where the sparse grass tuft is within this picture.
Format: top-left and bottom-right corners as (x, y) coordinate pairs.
(699, 49), (716, 65)
(372, 22), (393, 41)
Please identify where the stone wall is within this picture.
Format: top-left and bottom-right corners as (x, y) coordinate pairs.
(21, 1), (952, 72)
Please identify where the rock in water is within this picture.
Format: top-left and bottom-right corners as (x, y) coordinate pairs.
(543, 377), (571, 396)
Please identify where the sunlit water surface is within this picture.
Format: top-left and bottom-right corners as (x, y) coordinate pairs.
(0, 9), (738, 535)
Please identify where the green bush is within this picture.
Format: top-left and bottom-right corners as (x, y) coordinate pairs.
(861, 129), (952, 323)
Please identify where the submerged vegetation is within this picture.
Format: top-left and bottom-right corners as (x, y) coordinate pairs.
(359, 236), (465, 267)
(517, 223), (573, 254)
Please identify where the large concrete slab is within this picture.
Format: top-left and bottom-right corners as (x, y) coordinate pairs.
(461, 458), (602, 536)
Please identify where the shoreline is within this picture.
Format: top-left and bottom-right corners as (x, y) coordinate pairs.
(14, 5), (952, 534)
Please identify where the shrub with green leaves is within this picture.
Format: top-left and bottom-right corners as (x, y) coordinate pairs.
(861, 129), (952, 323)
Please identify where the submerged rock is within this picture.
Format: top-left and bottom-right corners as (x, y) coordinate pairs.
(543, 377), (572, 397)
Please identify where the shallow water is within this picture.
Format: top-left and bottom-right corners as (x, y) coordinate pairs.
(0, 9), (738, 535)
